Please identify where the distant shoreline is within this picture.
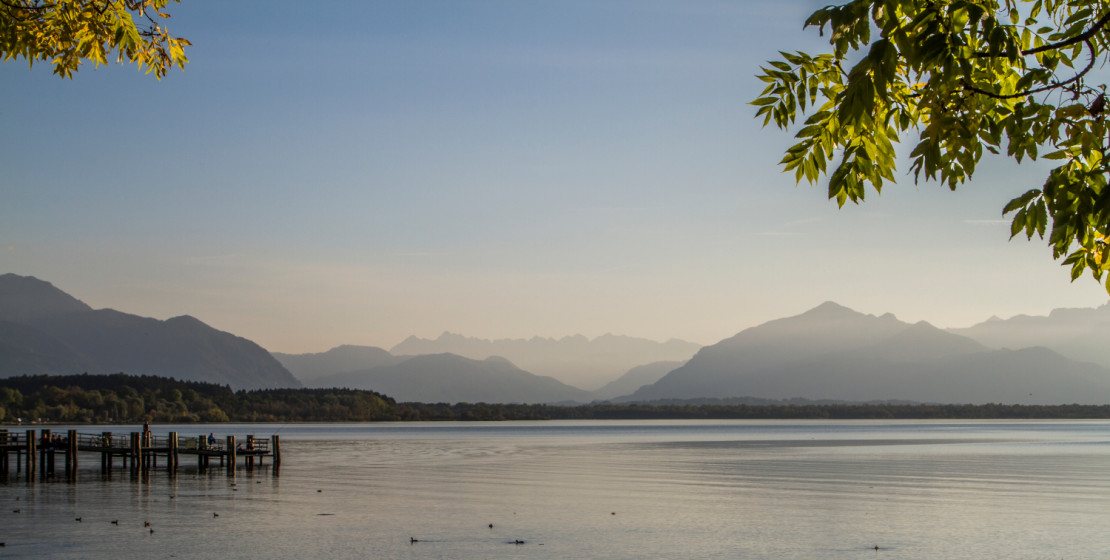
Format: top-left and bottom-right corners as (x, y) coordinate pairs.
(3, 373), (1110, 423)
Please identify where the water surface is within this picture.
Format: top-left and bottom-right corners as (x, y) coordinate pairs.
(2, 420), (1108, 559)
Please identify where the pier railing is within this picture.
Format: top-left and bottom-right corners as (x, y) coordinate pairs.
(75, 433), (130, 450)
(180, 436), (270, 453)
(183, 436), (226, 451)
(0, 432), (28, 446)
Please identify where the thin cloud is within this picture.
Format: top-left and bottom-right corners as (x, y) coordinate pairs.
(179, 254), (243, 268)
(756, 231), (805, 237)
(781, 217), (823, 228)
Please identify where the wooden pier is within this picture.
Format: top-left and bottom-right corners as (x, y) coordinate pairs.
(0, 428), (280, 480)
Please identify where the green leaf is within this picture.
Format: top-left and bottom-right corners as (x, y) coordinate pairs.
(1003, 190), (1041, 214)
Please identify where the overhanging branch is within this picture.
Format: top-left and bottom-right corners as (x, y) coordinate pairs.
(964, 39), (1097, 100)
(973, 11), (1110, 58)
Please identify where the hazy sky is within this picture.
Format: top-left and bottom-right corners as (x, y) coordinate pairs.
(3, 0), (1107, 353)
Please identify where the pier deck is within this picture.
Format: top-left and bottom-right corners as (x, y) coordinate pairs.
(0, 428), (281, 480)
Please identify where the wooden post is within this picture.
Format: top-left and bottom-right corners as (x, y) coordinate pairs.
(167, 432), (178, 472)
(66, 429), (78, 478)
(226, 436), (236, 474)
(101, 432), (112, 472)
(271, 435), (281, 468)
(141, 431), (150, 472)
(0, 429), (8, 475)
(197, 434), (206, 471)
(130, 432), (140, 473)
(25, 429), (36, 481)
(40, 428), (52, 477)
(245, 435), (254, 470)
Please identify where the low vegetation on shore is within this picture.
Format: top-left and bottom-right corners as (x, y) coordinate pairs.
(1, 374), (1109, 424)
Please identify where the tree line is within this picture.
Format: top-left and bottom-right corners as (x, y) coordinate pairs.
(2, 374), (1110, 423)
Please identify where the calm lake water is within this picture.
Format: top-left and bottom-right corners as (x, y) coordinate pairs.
(1, 420), (1109, 559)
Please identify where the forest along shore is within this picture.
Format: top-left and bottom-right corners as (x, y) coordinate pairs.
(3, 373), (1110, 423)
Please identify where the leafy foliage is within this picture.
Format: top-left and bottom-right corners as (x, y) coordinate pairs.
(754, 0), (1110, 292)
(0, 0), (189, 78)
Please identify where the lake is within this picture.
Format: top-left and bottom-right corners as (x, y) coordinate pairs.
(2, 420), (1109, 559)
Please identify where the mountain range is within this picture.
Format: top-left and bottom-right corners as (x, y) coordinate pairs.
(305, 353), (590, 403)
(274, 345), (678, 402)
(626, 302), (1110, 404)
(950, 303), (1110, 369)
(4, 272), (1110, 405)
(0, 274), (300, 390)
(390, 332), (700, 390)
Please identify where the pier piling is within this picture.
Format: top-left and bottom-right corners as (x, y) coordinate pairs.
(271, 435), (281, 467)
(25, 429), (35, 478)
(66, 429), (77, 479)
(226, 436), (236, 476)
(0, 429), (7, 475)
(167, 432), (178, 472)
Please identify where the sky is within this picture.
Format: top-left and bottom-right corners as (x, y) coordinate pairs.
(3, 0), (1108, 354)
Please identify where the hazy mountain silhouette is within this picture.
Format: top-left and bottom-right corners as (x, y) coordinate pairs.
(626, 302), (1110, 404)
(589, 361), (684, 400)
(951, 303), (1110, 369)
(9, 273), (1109, 403)
(0, 273), (299, 389)
(273, 345), (403, 384)
(0, 319), (96, 376)
(312, 353), (590, 403)
(390, 332), (700, 390)
(0, 273), (93, 320)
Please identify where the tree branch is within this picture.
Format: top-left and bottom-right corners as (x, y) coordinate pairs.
(964, 39), (1097, 100)
(0, 0), (46, 11)
(0, 0), (46, 20)
(1024, 11), (1110, 55)
(973, 11), (1110, 58)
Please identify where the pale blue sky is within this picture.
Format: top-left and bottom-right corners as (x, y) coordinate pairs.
(2, 0), (1106, 353)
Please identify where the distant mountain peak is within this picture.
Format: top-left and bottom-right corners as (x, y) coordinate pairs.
(0, 273), (93, 322)
(0, 273), (299, 390)
(806, 301), (856, 315)
(166, 315), (205, 326)
(798, 301), (889, 322)
(435, 331), (472, 343)
(484, 355), (515, 366)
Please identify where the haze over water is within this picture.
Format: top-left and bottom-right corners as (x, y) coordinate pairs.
(2, 420), (1108, 559)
